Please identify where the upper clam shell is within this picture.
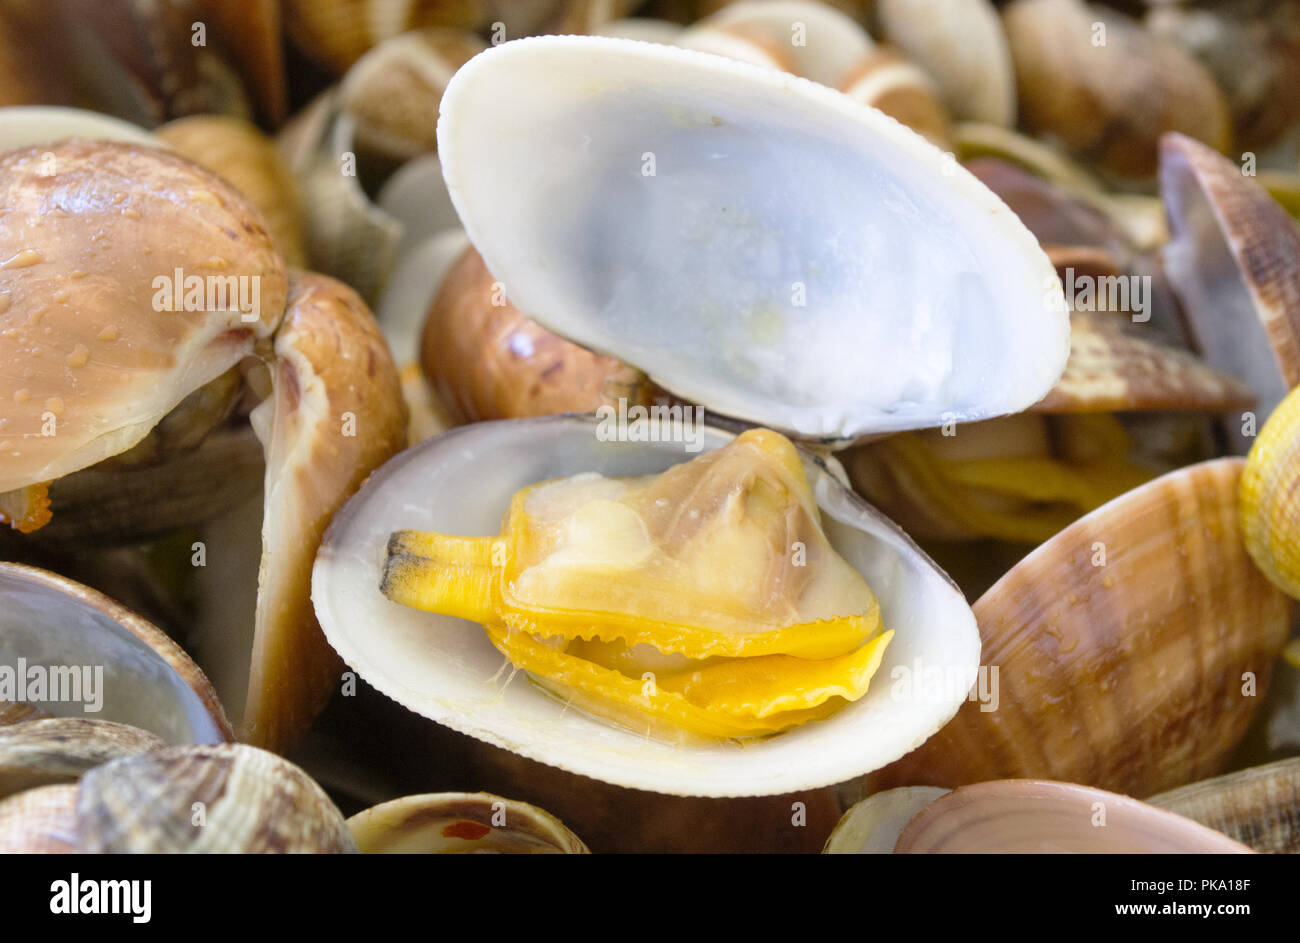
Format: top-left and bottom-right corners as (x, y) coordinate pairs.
(436, 36), (1069, 442)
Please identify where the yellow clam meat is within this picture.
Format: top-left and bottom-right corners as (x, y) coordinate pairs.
(381, 429), (892, 740)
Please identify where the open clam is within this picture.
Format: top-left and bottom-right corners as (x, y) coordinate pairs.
(313, 415), (981, 797)
(0, 109), (408, 753)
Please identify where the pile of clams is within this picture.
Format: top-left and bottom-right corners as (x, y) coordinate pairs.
(1, 0), (1298, 855)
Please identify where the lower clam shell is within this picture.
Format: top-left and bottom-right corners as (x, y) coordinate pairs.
(312, 415), (980, 797)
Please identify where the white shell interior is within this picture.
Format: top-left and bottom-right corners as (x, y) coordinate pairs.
(0, 566), (226, 745)
(312, 416), (982, 797)
(437, 37), (1069, 441)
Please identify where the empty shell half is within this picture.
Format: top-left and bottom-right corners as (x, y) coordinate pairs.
(435, 36), (1069, 443)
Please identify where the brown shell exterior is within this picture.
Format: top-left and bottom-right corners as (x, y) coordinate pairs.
(1032, 312), (1256, 413)
(0, 140), (287, 493)
(870, 458), (1293, 798)
(1002, 0), (1231, 178)
(77, 744), (357, 852)
(0, 718), (163, 799)
(283, 0), (487, 74)
(420, 246), (666, 424)
(1149, 758), (1300, 854)
(339, 28), (486, 163)
(0, 783), (79, 852)
(196, 0), (288, 124)
(156, 115), (306, 266)
(241, 270), (407, 752)
(840, 48), (950, 147)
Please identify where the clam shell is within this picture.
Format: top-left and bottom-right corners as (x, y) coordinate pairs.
(348, 792), (589, 853)
(0, 718), (162, 799)
(0, 784), (79, 853)
(76, 744), (357, 853)
(157, 114), (306, 266)
(437, 36), (1068, 442)
(21, 0), (252, 126)
(29, 425), (264, 545)
(453, 740), (845, 852)
(420, 247), (663, 424)
(0, 562), (232, 745)
(283, 0), (488, 74)
(0, 104), (158, 149)
(339, 29), (486, 167)
(1031, 311), (1256, 414)
(237, 271), (408, 752)
(893, 780), (1254, 853)
(953, 121), (1101, 194)
(876, 0), (1015, 127)
(839, 48), (950, 148)
(699, 0), (874, 88)
(1002, 0), (1231, 179)
(1160, 132), (1300, 436)
(0, 133), (287, 495)
(312, 415), (981, 797)
(1147, 1), (1300, 152)
(380, 229), (471, 367)
(0, 702), (49, 726)
(375, 153), (462, 258)
(823, 786), (949, 853)
(287, 99), (403, 305)
(871, 458), (1294, 798)
(1149, 758), (1300, 854)
(592, 18), (686, 45)
(676, 22), (799, 73)
(1240, 384), (1300, 600)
